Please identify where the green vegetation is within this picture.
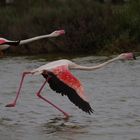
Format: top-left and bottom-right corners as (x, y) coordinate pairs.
(0, 0), (140, 55)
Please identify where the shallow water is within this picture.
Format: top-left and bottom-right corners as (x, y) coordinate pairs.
(0, 55), (140, 140)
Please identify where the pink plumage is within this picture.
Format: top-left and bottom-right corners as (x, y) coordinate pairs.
(52, 65), (87, 101)
(0, 39), (6, 44)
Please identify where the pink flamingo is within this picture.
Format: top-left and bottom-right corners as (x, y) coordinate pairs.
(5, 53), (136, 118)
(0, 30), (65, 56)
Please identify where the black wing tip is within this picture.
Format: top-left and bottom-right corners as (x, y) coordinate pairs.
(82, 103), (94, 115)
(14, 40), (20, 46)
(87, 108), (94, 115)
(4, 40), (20, 46)
(75, 98), (94, 115)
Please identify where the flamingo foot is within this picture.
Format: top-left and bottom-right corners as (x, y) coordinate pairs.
(63, 115), (70, 120)
(5, 103), (16, 107)
(63, 112), (70, 120)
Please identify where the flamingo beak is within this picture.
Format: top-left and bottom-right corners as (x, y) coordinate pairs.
(124, 52), (137, 60)
(58, 30), (65, 35)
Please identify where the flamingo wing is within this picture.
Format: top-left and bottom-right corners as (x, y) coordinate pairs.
(42, 66), (93, 114)
(0, 39), (6, 45)
(0, 39), (20, 46)
(5, 41), (20, 46)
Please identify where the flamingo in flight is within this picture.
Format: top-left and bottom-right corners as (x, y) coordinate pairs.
(5, 53), (136, 118)
(0, 30), (65, 56)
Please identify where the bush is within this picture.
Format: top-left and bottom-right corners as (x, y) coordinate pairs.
(0, 0), (140, 55)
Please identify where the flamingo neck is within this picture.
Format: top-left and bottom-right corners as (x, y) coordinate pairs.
(71, 57), (119, 71)
(19, 34), (52, 45)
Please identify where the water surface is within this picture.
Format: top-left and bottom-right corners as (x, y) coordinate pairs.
(0, 55), (140, 140)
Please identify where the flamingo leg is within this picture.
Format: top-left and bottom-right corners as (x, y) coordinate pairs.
(36, 80), (70, 119)
(5, 71), (31, 107)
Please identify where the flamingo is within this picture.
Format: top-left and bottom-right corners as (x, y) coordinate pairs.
(5, 53), (136, 118)
(0, 30), (65, 56)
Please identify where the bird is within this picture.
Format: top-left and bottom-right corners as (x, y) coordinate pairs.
(0, 30), (65, 57)
(5, 52), (136, 119)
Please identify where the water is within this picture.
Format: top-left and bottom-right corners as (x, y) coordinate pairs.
(0, 55), (140, 140)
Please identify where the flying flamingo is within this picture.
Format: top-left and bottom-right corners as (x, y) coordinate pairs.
(5, 53), (136, 118)
(0, 30), (65, 56)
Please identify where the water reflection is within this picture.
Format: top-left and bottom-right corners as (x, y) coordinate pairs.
(41, 116), (88, 140)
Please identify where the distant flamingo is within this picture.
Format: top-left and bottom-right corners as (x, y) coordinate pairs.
(0, 30), (65, 56)
(6, 53), (136, 118)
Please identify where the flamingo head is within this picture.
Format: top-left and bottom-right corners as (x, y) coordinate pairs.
(50, 30), (65, 37)
(118, 52), (136, 60)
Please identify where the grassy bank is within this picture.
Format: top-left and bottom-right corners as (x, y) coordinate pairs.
(0, 0), (140, 55)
